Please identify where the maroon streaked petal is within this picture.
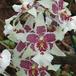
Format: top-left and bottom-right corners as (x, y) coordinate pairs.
(16, 41), (26, 52)
(49, 43), (53, 49)
(16, 29), (24, 33)
(39, 67), (46, 76)
(28, 68), (39, 76)
(24, 25), (31, 32)
(52, 3), (58, 14)
(36, 40), (48, 53)
(44, 33), (55, 42)
(40, 71), (46, 76)
(30, 44), (35, 51)
(36, 26), (46, 35)
(39, 67), (46, 71)
(59, 0), (63, 10)
(27, 34), (39, 43)
(20, 60), (32, 70)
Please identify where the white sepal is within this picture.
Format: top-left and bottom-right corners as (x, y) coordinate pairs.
(0, 49), (11, 73)
(50, 43), (66, 56)
(32, 52), (53, 67)
(12, 4), (22, 12)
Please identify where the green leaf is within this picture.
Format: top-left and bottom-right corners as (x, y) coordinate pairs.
(2, 39), (15, 48)
(72, 35), (76, 44)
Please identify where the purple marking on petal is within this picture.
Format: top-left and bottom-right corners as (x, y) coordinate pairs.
(30, 44), (35, 51)
(49, 43), (53, 49)
(39, 67), (46, 76)
(52, 3), (58, 14)
(59, 0), (63, 10)
(40, 71), (46, 76)
(29, 68), (39, 76)
(16, 29), (24, 33)
(44, 33), (55, 42)
(27, 34), (38, 43)
(24, 25), (31, 32)
(16, 41), (26, 52)
(36, 26), (46, 35)
(20, 60), (32, 70)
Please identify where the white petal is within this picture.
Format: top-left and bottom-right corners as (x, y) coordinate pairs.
(70, 16), (76, 31)
(63, 2), (69, 7)
(15, 21), (23, 30)
(16, 33), (26, 42)
(16, 68), (27, 76)
(50, 43), (66, 56)
(1, 49), (11, 67)
(25, 16), (34, 28)
(22, 45), (36, 59)
(20, 0), (34, 6)
(12, 49), (21, 67)
(46, 17), (52, 26)
(8, 32), (18, 42)
(54, 27), (64, 40)
(5, 15), (17, 24)
(35, 12), (45, 26)
(12, 4), (22, 12)
(48, 64), (60, 71)
(28, 7), (37, 17)
(70, 16), (76, 26)
(62, 16), (76, 33)
(0, 49), (11, 73)
(8, 32), (26, 43)
(4, 24), (13, 35)
(65, 8), (71, 16)
(38, 0), (52, 9)
(32, 53), (53, 67)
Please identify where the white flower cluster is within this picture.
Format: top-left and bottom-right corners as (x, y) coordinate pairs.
(2, 0), (76, 76)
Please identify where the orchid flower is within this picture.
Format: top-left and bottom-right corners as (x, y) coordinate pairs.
(13, 0), (35, 13)
(0, 49), (11, 73)
(20, 59), (39, 76)
(3, 15), (16, 35)
(52, 0), (71, 23)
(26, 26), (55, 54)
(25, 26), (55, 67)
(20, 59), (50, 76)
(60, 16), (76, 34)
(15, 26), (55, 67)
(3, 16), (26, 43)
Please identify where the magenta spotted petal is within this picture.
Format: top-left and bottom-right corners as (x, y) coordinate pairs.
(40, 71), (46, 76)
(30, 44), (35, 51)
(49, 43), (53, 49)
(20, 60), (32, 70)
(52, 3), (58, 14)
(16, 41), (26, 52)
(59, 0), (63, 10)
(36, 26), (46, 35)
(24, 25), (31, 32)
(44, 33), (55, 42)
(39, 67), (47, 76)
(27, 34), (39, 43)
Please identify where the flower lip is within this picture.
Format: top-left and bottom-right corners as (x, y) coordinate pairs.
(26, 26), (56, 53)
(36, 40), (48, 53)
